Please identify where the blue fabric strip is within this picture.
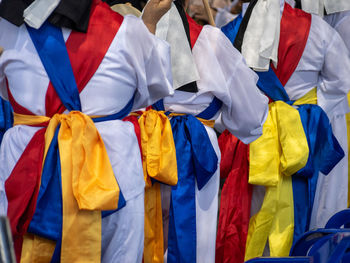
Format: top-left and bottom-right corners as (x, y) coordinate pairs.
(168, 115), (218, 263)
(196, 97), (223, 120)
(153, 96), (222, 120)
(292, 105), (344, 244)
(0, 98), (13, 143)
(221, 13), (242, 46)
(26, 22), (81, 112)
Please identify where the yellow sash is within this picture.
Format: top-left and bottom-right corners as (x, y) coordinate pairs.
(245, 95), (312, 260)
(15, 111), (121, 263)
(138, 110), (214, 263)
(138, 110), (178, 263)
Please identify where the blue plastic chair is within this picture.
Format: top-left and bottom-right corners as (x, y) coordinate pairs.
(325, 209), (350, 229)
(245, 257), (311, 263)
(307, 232), (350, 263)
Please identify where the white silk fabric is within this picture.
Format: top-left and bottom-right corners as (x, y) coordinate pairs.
(302, 0), (350, 16)
(23, 0), (61, 29)
(241, 0), (281, 71)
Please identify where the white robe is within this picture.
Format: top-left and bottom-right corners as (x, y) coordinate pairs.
(0, 15), (173, 262)
(157, 10), (269, 263)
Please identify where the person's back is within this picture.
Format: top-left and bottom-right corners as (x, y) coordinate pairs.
(0, 0), (173, 261)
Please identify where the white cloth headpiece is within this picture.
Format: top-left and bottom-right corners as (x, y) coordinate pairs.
(241, 0), (283, 71)
(302, 0), (350, 16)
(156, 3), (200, 90)
(23, 0), (61, 29)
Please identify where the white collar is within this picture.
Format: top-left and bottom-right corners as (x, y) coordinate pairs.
(241, 0), (281, 71)
(23, 0), (61, 29)
(302, 0), (350, 16)
(155, 3), (200, 90)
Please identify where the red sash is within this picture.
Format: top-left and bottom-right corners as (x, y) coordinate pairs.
(5, 1), (124, 260)
(272, 3), (311, 86)
(216, 131), (251, 263)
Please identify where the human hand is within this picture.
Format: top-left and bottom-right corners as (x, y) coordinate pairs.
(142, 0), (172, 34)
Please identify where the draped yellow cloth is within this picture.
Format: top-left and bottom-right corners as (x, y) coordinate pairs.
(245, 100), (309, 261)
(138, 110), (178, 263)
(15, 111), (121, 263)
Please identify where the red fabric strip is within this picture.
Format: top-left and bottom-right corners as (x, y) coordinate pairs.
(45, 0), (124, 116)
(272, 3), (311, 86)
(186, 14), (203, 49)
(123, 115), (142, 158)
(216, 130), (252, 263)
(5, 128), (46, 262)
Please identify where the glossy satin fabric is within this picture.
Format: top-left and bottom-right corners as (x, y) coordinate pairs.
(0, 97), (13, 143)
(138, 109), (178, 263)
(215, 130), (251, 263)
(167, 114), (217, 263)
(245, 101), (309, 260)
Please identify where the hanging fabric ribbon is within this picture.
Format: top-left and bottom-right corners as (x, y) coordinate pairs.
(137, 109), (178, 263)
(215, 130), (251, 263)
(153, 96), (222, 263)
(245, 100), (309, 260)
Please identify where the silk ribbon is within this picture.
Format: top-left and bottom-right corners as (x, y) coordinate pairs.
(137, 109), (178, 263)
(15, 110), (124, 263)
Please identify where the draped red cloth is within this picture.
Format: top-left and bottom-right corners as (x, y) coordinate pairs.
(272, 3), (311, 86)
(216, 4), (311, 263)
(186, 14), (203, 48)
(5, 1), (124, 260)
(216, 130), (251, 263)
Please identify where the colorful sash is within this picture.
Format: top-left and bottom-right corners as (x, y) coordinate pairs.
(133, 109), (178, 263)
(153, 95), (222, 263)
(5, 1), (128, 262)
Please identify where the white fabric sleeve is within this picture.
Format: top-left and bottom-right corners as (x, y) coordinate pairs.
(0, 18), (18, 100)
(201, 27), (269, 144)
(121, 16), (173, 110)
(317, 16), (350, 118)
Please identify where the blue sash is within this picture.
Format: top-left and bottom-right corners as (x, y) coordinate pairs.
(0, 98), (13, 143)
(26, 22), (130, 262)
(222, 14), (345, 246)
(153, 97), (222, 263)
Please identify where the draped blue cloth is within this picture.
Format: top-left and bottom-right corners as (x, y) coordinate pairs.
(153, 97), (222, 262)
(222, 14), (344, 247)
(0, 97), (13, 143)
(26, 22), (129, 262)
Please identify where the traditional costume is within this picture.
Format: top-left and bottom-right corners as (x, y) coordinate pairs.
(321, 5), (350, 213)
(0, 0), (173, 262)
(151, 2), (269, 262)
(217, 0), (350, 261)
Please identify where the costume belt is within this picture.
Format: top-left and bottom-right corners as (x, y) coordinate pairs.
(11, 110), (126, 263)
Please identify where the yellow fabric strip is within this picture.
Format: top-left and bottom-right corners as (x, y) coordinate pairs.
(138, 110), (178, 263)
(15, 111), (121, 262)
(245, 101), (309, 261)
(20, 234), (55, 263)
(292, 88), (317, 106)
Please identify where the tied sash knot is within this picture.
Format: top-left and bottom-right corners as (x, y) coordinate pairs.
(168, 114), (217, 263)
